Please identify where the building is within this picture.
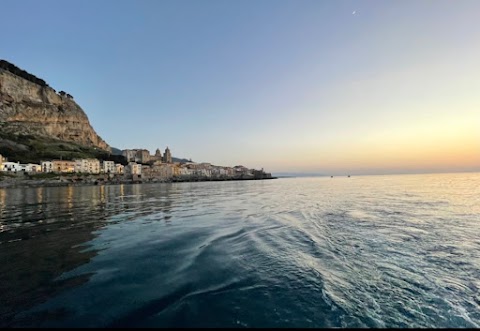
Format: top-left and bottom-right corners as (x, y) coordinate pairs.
(0, 162), (40, 173)
(101, 161), (115, 174)
(135, 149), (150, 164)
(2, 162), (22, 172)
(155, 148), (162, 159)
(122, 149), (137, 162)
(115, 163), (124, 174)
(163, 147), (172, 163)
(212, 166), (228, 177)
(150, 148), (163, 162)
(22, 164), (42, 173)
(178, 165), (193, 177)
(172, 164), (182, 177)
(41, 161), (54, 173)
(141, 162), (176, 180)
(0, 154), (5, 166)
(225, 167), (235, 177)
(52, 160), (76, 173)
(234, 165), (253, 178)
(141, 165), (151, 178)
(125, 162), (142, 177)
(74, 159), (100, 174)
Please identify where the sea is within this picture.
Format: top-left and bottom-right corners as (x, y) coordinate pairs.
(0, 173), (479, 327)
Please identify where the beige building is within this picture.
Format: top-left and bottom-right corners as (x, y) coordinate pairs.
(22, 164), (42, 173)
(52, 160), (76, 173)
(142, 162), (175, 180)
(115, 163), (124, 174)
(172, 164), (182, 177)
(74, 159), (100, 174)
(125, 162), (142, 177)
(122, 149), (137, 162)
(135, 149), (150, 164)
(150, 148), (163, 162)
(0, 154), (5, 166)
(101, 161), (115, 174)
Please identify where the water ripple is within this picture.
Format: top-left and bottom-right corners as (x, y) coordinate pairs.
(0, 174), (479, 327)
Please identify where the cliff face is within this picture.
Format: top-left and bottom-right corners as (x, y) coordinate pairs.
(0, 66), (110, 152)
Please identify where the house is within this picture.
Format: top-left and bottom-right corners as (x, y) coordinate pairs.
(212, 166), (228, 177)
(115, 163), (124, 174)
(74, 159), (100, 174)
(125, 162), (142, 177)
(41, 161), (54, 173)
(101, 161), (115, 174)
(22, 163), (42, 173)
(52, 160), (76, 173)
(2, 162), (22, 172)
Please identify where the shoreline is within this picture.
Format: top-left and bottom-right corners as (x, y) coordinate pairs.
(0, 175), (278, 189)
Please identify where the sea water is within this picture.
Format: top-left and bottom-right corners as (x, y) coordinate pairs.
(0, 173), (479, 327)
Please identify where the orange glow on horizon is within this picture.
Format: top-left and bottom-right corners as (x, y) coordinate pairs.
(263, 115), (480, 173)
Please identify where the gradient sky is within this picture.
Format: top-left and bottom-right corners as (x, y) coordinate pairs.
(2, 0), (479, 175)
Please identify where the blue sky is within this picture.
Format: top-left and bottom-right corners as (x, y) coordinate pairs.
(2, 0), (479, 174)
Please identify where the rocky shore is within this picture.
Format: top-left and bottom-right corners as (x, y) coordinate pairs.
(0, 173), (277, 189)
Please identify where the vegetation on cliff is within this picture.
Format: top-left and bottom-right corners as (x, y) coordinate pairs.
(0, 60), (49, 88)
(0, 130), (127, 165)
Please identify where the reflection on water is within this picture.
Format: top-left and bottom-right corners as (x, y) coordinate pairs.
(0, 174), (480, 327)
(0, 184), (176, 326)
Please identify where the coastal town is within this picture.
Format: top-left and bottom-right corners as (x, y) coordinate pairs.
(0, 60), (274, 187)
(0, 146), (274, 185)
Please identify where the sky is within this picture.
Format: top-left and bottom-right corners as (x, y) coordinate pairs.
(1, 0), (479, 175)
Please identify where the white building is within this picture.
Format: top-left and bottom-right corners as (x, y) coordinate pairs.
(178, 166), (193, 176)
(225, 167), (235, 176)
(74, 159), (101, 174)
(197, 168), (212, 177)
(212, 167), (228, 177)
(2, 162), (22, 172)
(234, 165), (251, 176)
(101, 161), (115, 174)
(41, 161), (54, 173)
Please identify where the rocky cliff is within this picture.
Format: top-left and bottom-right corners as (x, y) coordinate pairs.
(0, 61), (110, 152)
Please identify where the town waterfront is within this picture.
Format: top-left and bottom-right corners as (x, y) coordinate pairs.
(1, 173), (479, 327)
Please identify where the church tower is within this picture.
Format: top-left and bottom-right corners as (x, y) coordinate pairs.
(163, 147), (172, 163)
(155, 148), (162, 158)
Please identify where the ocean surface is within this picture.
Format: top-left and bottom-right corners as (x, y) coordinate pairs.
(0, 173), (479, 327)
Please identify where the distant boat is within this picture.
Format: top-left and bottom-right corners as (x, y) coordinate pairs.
(348, 175), (350, 177)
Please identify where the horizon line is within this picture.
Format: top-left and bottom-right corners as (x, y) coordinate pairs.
(272, 169), (480, 177)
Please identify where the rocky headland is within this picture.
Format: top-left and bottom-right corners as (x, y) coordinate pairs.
(0, 60), (111, 163)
